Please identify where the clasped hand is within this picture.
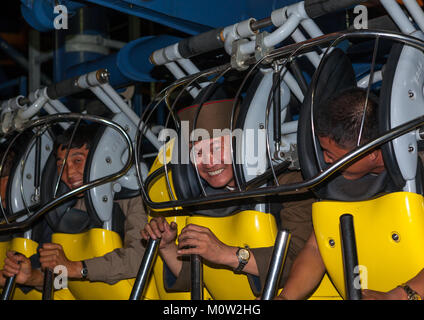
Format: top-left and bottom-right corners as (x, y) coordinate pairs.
(141, 217), (236, 266)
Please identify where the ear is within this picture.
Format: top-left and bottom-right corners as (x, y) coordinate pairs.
(368, 149), (384, 166)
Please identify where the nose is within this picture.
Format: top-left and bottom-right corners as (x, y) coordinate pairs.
(64, 161), (79, 179)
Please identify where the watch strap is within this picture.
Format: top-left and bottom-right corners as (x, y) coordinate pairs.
(399, 283), (422, 300)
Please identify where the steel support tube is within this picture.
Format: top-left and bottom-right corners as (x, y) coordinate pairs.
(177, 59), (209, 88)
(403, 0), (424, 33)
(380, 0), (417, 34)
(100, 83), (162, 150)
(300, 18), (324, 38)
(261, 230), (291, 300)
(19, 95), (48, 120)
(129, 238), (160, 300)
(240, 14), (301, 56)
(0, 275), (16, 300)
(165, 62), (200, 98)
(291, 28), (321, 68)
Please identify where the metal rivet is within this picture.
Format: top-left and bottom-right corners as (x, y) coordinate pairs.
(392, 232), (400, 242)
(102, 196), (108, 202)
(329, 239), (335, 247)
(408, 90), (415, 99)
(105, 157), (112, 164)
(26, 174), (32, 180)
(408, 145), (415, 153)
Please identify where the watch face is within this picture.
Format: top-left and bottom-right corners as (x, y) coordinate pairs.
(238, 248), (250, 261)
(81, 267), (88, 277)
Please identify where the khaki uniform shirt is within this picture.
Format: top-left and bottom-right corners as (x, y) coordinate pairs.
(72, 196), (148, 284)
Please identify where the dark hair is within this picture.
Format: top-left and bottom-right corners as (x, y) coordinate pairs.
(314, 87), (379, 149)
(54, 123), (101, 155)
(0, 145), (16, 177)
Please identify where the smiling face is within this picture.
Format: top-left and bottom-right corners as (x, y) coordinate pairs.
(318, 136), (385, 180)
(191, 135), (235, 188)
(56, 144), (89, 191)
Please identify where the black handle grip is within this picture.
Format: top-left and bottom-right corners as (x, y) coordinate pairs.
(42, 268), (55, 300)
(190, 254), (203, 300)
(340, 214), (362, 300)
(45, 69), (109, 100)
(45, 75), (82, 100)
(178, 28), (224, 59)
(304, 0), (367, 19)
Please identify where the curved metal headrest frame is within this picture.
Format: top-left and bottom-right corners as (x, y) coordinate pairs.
(0, 113), (133, 232)
(135, 30), (424, 210)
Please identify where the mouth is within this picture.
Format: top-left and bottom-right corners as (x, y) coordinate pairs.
(207, 168), (224, 177)
(69, 180), (83, 189)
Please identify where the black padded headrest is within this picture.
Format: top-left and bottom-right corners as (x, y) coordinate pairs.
(297, 48), (357, 198)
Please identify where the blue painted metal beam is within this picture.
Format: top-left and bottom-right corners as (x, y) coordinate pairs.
(65, 35), (181, 86)
(21, 0), (301, 35)
(21, 0), (85, 32)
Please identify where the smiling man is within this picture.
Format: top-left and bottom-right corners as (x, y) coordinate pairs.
(191, 135), (235, 188)
(142, 98), (315, 297)
(56, 143), (89, 191)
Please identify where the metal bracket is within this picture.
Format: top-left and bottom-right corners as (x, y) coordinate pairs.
(274, 143), (300, 170)
(231, 38), (250, 71)
(254, 31), (273, 64)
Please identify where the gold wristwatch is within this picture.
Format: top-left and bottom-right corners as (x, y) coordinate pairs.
(234, 247), (250, 273)
(399, 283), (422, 300)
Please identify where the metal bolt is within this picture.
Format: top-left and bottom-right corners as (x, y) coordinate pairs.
(105, 156), (112, 164)
(408, 145), (415, 153)
(26, 174), (32, 180)
(45, 145), (50, 151)
(259, 123), (265, 129)
(329, 239), (335, 247)
(102, 196), (108, 202)
(408, 90), (415, 99)
(392, 232), (400, 242)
